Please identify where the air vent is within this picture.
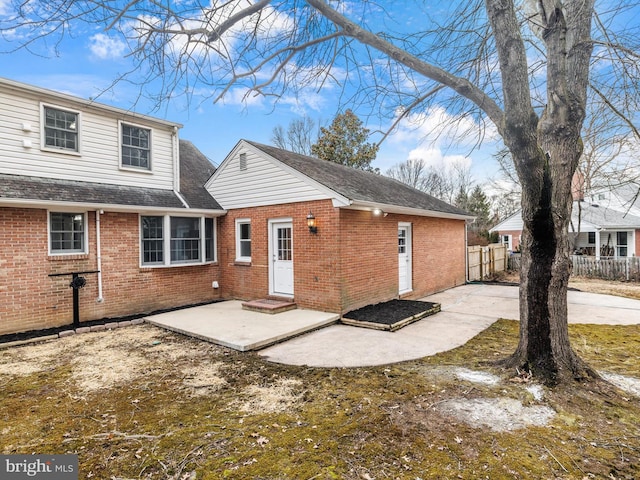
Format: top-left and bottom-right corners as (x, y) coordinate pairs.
(239, 153), (247, 170)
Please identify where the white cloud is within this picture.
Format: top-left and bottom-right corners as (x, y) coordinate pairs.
(89, 33), (127, 60)
(407, 146), (471, 170)
(0, 0), (11, 16)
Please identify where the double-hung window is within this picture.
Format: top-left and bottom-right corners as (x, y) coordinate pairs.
(235, 219), (251, 262)
(43, 106), (79, 152)
(121, 123), (151, 170)
(49, 212), (86, 254)
(141, 216), (216, 266)
(171, 217), (201, 263)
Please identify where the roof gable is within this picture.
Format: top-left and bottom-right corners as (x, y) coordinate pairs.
(205, 140), (345, 209)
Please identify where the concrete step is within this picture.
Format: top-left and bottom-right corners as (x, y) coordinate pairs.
(241, 298), (297, 315)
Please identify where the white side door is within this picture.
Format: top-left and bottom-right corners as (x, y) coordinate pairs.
(398, 223), (412, 294)
(271, 221), (294, 296)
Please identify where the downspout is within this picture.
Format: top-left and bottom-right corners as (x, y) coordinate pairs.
(465, 220), (469, 283)
(96, 210), (104, 302)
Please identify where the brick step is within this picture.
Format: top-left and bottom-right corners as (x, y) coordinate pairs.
(241, 298), (297, 314)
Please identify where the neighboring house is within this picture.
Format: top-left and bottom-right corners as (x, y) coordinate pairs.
(1, 78), (474, 336)
(491, 200), (640, 259)
(0, 78), (225, 336)
(207, 140), (474, 314)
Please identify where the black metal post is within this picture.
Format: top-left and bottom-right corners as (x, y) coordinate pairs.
(72, 273), (81, 328)
(48, 270), (99, 329)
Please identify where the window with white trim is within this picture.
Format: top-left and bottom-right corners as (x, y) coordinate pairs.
(121, 123), (151, 170)
(49, 212), (86, 254)
(43, 106), (79, 152)
(236, 219), (251, 262)
(140, 216), (216, 266)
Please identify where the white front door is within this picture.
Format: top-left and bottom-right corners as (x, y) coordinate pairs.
(271, 221), (294, 296)
(398, 224), (412, 294)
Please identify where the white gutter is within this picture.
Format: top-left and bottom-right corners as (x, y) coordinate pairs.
(96, 210), (104, 302)
(465, 221), (469, 283)
(345, 200), (476, 221)
(0, 198), (226, 216)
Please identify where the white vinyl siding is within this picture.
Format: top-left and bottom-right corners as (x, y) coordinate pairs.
(0, 86), (176, 190)
(208, 145), (332, 209)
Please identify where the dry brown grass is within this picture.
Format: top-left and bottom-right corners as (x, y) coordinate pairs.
(1, 280), (639, 479)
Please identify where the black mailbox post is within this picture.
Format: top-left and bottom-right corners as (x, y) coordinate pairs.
(49, 271), (100, 328)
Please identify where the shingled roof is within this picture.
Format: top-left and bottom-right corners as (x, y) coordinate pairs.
(246, 140), (472, 218)
(0, 139), (221, 211)
(0, 173), (186, 208)
(179, 139), (221, 210)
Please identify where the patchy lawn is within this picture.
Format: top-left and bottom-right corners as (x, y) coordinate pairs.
(1, 282), (640, 479)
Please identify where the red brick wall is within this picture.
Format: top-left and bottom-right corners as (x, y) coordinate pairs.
(219, 204), (467, 314)
(497, 230), (521, 251)
(0, 207), (220, 335)
(410, 215), (467, 297)
(217, 200), (342, 312)
(337, 211), (467, 313)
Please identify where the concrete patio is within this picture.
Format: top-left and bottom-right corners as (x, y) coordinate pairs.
(145, 300), (340, 351)
(144, 283), (640, 367)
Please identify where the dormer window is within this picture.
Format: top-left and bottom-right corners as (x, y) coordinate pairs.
(121, 122), (151, 170)
(43, 105), (79, 152)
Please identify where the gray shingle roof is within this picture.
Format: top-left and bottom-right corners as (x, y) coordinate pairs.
(179, 139), (221, 209)
(578, 202), (640, 228)
(246, 140), (471, 217)
(0, 173), (186, 208)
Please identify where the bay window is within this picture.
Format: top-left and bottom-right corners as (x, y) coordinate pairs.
(141, 215), (216, 266)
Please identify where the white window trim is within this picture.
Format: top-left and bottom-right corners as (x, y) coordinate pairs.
(140, 215), (217, 268)
(119, 120), (153, 172)
(48, 211), (88, 256)
(235, 218), (252, 262)
(40, 103), (82, 156)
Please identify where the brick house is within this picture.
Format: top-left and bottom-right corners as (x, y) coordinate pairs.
(1, 78), (473, 336)
(207, 140), (473, 314)
(0, 78), (225, 336)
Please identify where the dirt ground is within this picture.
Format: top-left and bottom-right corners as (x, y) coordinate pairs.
(1, 278), (640, 479)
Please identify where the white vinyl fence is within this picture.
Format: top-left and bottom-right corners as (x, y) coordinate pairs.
(508, 253), (640, 282)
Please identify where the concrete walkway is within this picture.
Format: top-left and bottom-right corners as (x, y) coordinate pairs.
(258, 284), (640, 367)
(145, 284), (640, 368)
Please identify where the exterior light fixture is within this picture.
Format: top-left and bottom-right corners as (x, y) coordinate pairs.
(306, 211), (318, 234)
(373, 208), (382, 216)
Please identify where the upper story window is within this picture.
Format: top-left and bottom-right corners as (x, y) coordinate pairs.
(49, 212), (87, 254)
(43, 106), (79, 152)
(121, 123), (151, 170)
(235, 219), (251, 262)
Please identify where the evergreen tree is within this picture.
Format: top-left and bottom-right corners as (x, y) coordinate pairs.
(311, 110), (379, 172)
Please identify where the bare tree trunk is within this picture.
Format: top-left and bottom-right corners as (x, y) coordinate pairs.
(487, 0), (598, 383)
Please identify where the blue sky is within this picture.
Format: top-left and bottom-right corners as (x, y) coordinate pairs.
(0, 1), (502, 184)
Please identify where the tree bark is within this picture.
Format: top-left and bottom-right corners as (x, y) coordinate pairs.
(486, 0), (598, 383)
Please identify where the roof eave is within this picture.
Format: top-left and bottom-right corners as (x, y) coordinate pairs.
(0, 198), (227, 216)
(345, 200), (475, 221)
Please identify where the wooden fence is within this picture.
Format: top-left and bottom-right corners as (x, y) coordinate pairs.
(508, 254), (640, 281)
(467, 243), (508, 281)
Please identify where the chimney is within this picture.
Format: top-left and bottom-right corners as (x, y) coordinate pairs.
(572, 171), (585, 201)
